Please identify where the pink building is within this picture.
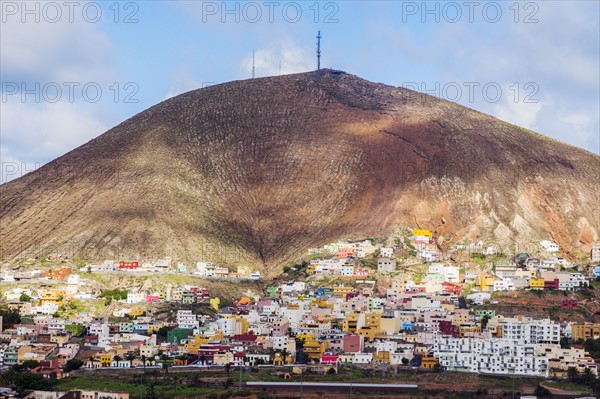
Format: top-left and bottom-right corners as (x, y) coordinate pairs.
(321, 353), (340, 365)
(146, 295), (160, 303)
(343, 334), (363, 353)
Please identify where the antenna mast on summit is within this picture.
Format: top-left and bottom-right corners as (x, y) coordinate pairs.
(316, 30), (322, 70)
(252, 50), (256, 79)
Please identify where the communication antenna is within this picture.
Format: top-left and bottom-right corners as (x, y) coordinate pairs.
(252, 50), (255, 79)
(316, 31), (322, 70)
(279, 60), (282, 76)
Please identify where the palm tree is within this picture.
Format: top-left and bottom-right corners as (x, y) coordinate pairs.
(160, 354), (170, 374)
(88, 356), (97, 369)
(141, 354), (147, 372)
(567, 366), (580, 382)
(225, 362), (231, 378)
(125, 353), (135, 368)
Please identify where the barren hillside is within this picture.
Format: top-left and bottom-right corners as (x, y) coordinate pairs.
(1, 70), (598, 274)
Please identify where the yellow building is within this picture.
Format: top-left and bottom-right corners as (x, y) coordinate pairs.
(128, 307), (144, 317)
(459, 325), (482, 337)
(187, 335), (210, 353)
(572, 323), (600, 341)
(273, 352), (294, 366)
(475, 276), (495, 292)
(372, 351), (390, 364)
(172, 290), (183, 301)
(380, 316), (401, 334)
(530, 277), (545, 289)
(296, 333), (314, 343)
(342, 313), (362, 333)
(413, 229), (433, 237)
(210, 297), (220, 311)
(39, 289), (66, 306)
(421, 355), (439, 369)
(333, 285), (353, 298)
(365, 313), (382, 330)
(303, 339), (327, 361)
(452, 309), (470, 325)
(441, 303), (455, 313)
(356, 327), (378, 342)
(100, 354), (113, 367)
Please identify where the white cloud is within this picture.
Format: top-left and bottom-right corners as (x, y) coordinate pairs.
(492, 87), (544, 130)
(1, 10), (115, 83)
(1, 5), (118, 182)
(239, 39), (313, 78)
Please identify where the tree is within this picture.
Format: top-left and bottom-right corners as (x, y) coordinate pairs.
(401, 357), (409, 365)
(18, 360), (40, 371)
(225, 363), (231, 379)
(88, 356), (97, 369)
(19, 293), (31, 302)
(141, 354), (147, 371)
(0, 309), (21, 329)
(583, 367), (595, 383)
(64, 358), (84, 372)
(481, 314), (491, 329)
(113, 355), (122, 365)
(125, 353), (136, 367)
(160, 354), (170, 374)
(157, 326), (173, 339)
(534, 384), (550, 397)
(145, 384), (159, 399)
(13, 372), (53, 393)
(567, 366), (580, 382)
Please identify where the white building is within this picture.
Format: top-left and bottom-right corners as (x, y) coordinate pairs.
(540, 240), (559, 252)
(356, 248), (366, 258)
(177, 310), (199, 330)
(126, 292), (145, 304)
(492, 316), (560, 344)
(434, 334), (549, 377)
(340, 265), (355, 277)
(592, 243), (600, 263)
(493, 278), (514, 292)
(426, 264), (459, 283)
(377, 258), (396, 273)
(380, 248), (394, 258)
(67, 274), (80, 285)
(216, 317), (243, 336)
(250, 271), (261, 280)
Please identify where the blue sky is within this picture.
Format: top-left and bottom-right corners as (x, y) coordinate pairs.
(1, 1), (599, 183)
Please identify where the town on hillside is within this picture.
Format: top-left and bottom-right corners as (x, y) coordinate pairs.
(2, 230), (600, 397)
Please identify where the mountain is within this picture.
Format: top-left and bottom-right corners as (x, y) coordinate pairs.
(1, 70), (598, 273)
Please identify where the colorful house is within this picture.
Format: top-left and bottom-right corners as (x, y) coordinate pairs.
(321, 353), (340, 365)
(529, 277), (545, 289)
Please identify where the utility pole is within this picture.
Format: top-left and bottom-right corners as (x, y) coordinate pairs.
(300, 366), (303, 398)
(512, 368), (516, 399)
(316, 30), (322, 70)
(252, 50), (255, 79)
(238, 362), (242, 391)
(350, 361), (353, 399)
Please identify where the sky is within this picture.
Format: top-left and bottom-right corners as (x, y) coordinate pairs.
(1, 0), (599, 183)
